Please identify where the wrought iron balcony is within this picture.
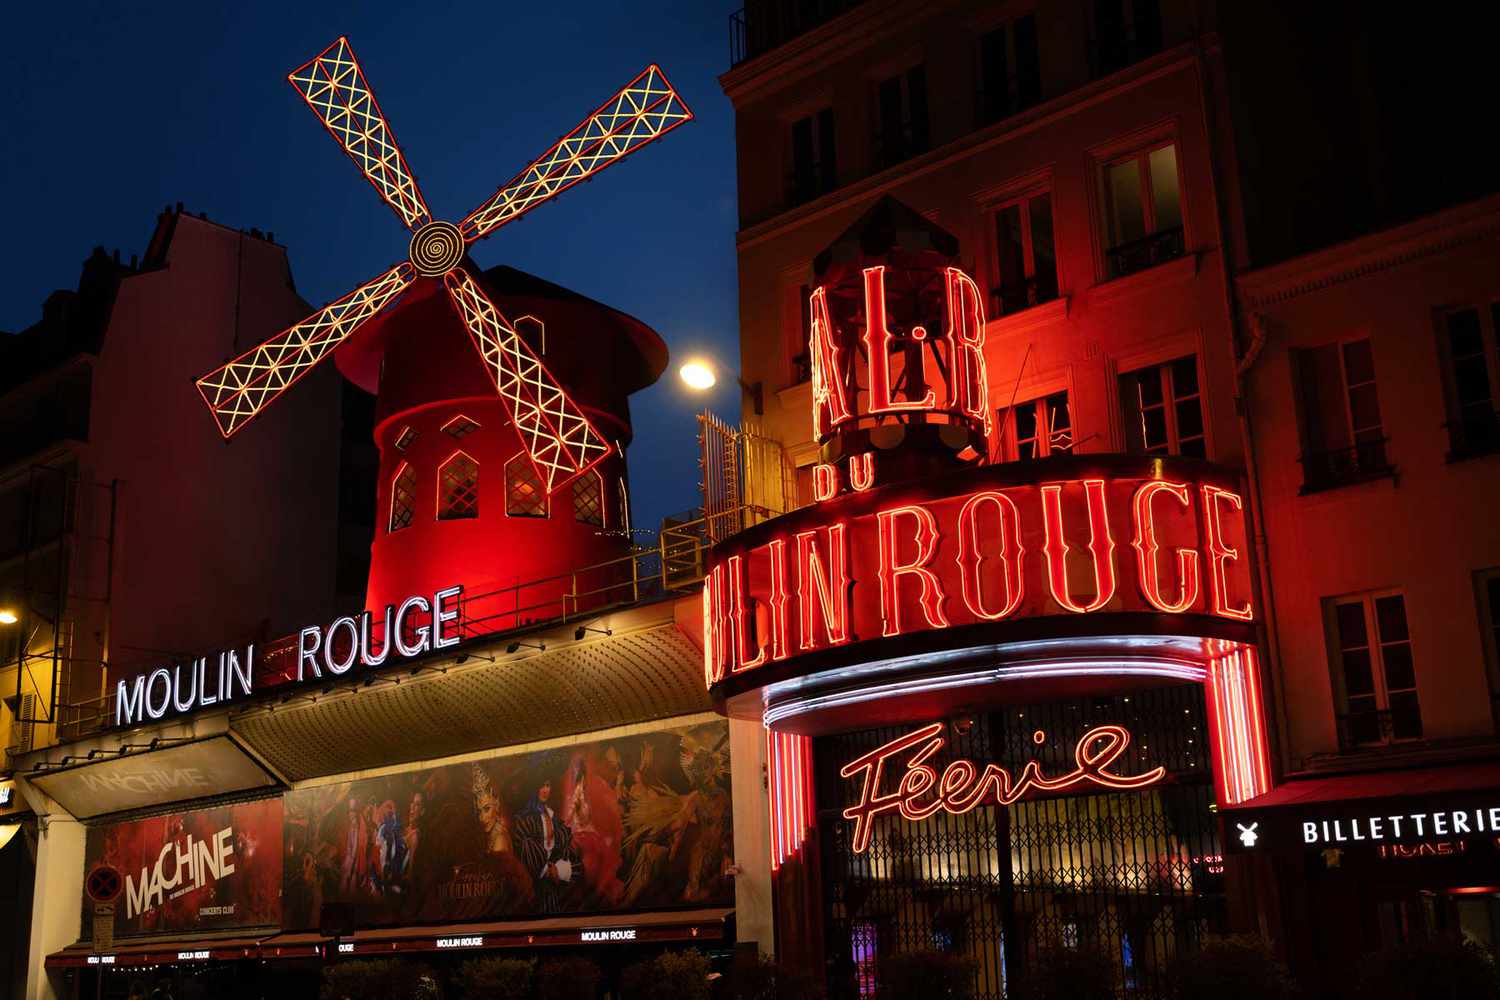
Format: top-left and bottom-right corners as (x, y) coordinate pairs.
(1336, 707), (1423, 752)
(1299, 438), (1394, 494)
(990, 273), (1060, 318)
(1446, 406), (1500, 461)
(1104, 225), (1185, 279)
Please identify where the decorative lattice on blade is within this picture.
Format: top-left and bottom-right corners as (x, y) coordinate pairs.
(197, 264), (414, 438)
(443, 268), (610, 491)
(460, 65), (693, 243)
(290, 37), (430, 230)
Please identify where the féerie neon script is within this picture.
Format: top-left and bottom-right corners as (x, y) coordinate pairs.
(840, 722), (1167, 853)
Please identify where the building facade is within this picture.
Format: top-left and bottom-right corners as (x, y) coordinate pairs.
(717, 0), (1500, 997)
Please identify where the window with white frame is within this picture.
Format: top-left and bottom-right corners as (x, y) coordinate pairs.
(1329, 592), (1422, 747)
(1100, 142), (1183, 279)
(997, 390), (1073, 462)
(1119, 356), (1205, 457)
(1439, 304), (1500, 457)
(1291, 338), (1390, 491)
(992, 189), (1058, 317)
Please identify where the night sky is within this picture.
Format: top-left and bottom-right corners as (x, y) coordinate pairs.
(1, 0), (743, 533)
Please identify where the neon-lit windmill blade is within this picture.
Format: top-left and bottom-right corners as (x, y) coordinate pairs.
(195, 37), (693, 494)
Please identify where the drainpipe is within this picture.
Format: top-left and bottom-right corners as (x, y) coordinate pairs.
(1192, 35), (1293, 783)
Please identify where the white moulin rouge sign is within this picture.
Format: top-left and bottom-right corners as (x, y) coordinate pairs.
(126, 826), (237, 920)
(114, 585), (463, 727)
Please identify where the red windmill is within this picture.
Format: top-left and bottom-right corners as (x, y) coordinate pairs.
(197, 38), (688, 628)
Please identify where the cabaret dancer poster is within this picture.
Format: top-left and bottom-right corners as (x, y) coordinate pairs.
(281, 720), (732, 927)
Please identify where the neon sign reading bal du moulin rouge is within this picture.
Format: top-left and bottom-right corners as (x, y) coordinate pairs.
(115, 585), (464, 726)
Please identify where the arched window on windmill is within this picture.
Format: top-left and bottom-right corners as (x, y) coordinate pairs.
(505, 454), (547, 518)
(438, 452), (480, 521)
(389, 462), (416, 532)
(573, 469), (604, 528)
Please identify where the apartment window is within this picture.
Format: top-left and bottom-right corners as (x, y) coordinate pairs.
(1292, 339), (1391, 492)
(438, 453), (480, 521)
(978, 15), (1041, 126)
(998, 391), (1073, 461)
(1119, 356), (1205, 457)
(389, 463), (416, 533)
(1101, 143), (1184, 279)
(992, 190), (1058, 316)
(573, 471), (604, 528)
(873, 65), (930, 170)
(789, 108), (837, 207)
(787, 282), (814, 385)
(1439, 305), (1500, 458)
(1092, 0), (1163, 78)
(1330, 593), (1421, 748)
(505, 454), (546, 518)
(441, 414), (480, 439)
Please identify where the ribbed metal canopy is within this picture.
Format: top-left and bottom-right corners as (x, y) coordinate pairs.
(229, 609), (709, 781)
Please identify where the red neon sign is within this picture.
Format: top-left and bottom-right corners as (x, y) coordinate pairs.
(703, 467), (1255, 681)
(839, 722), (1167, 853)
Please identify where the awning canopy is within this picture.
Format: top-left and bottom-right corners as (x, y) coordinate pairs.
(45, 910), (734, 968)
(1227, 759), (1500, 812)
(258, 931), (330, 961)
(344, 908), (735, 956)
(1222, 759), (1500, 857)
(46, 933), (267, 968)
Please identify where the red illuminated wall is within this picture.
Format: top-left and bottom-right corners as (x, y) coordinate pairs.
(337, 266), (666, 627)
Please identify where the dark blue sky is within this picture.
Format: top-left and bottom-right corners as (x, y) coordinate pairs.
(1, 0), (743, 533)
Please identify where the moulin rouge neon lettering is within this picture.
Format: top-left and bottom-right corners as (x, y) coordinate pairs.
(701, 475), (1256, 686)
(1133, 481), (1201, 614)
(1041, 479), (1117, 613)
(839, 723), (1166, 853)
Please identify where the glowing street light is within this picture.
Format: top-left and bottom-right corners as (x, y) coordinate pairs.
(678, 358), (762, 414)
(0, 609), (17, 625)
(679, 361), (717, 391)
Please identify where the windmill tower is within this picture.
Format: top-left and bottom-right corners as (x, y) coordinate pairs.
(195, 38), (689, 630)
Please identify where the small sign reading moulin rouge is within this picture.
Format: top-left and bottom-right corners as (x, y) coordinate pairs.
(114, 585), (463, 727)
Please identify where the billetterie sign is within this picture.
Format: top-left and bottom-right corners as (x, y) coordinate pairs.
(116, 585), (463, 727)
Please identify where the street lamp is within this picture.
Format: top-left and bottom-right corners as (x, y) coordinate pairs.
(678, 358), (763, 415)
(0, 610), (17, 625)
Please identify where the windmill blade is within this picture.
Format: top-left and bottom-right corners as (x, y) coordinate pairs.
(443, 268), (611, 492)
(289, 37), (431, 230)
(460, 65), (692, 243)
(197, 264), (415, 438)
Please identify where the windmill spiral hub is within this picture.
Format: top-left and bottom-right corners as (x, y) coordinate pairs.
(409, 220), (465, 276)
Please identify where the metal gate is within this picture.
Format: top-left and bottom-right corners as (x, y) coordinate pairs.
(814, 684), (1224, 999)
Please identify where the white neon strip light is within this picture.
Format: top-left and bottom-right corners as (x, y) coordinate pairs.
(762, 659), (1207, 729)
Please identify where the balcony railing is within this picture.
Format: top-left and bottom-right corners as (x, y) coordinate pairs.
(1299, 438), (1393, 494)
(1104, 225), (1184, 279)
(730, 0), (868, 68)
(1446, 407), (1500, 460)
(990, 273), (1060, 318)
(1336, 707), (1423, 752)
(786, 163), (837, 209)
(50, 502), (777, 745)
